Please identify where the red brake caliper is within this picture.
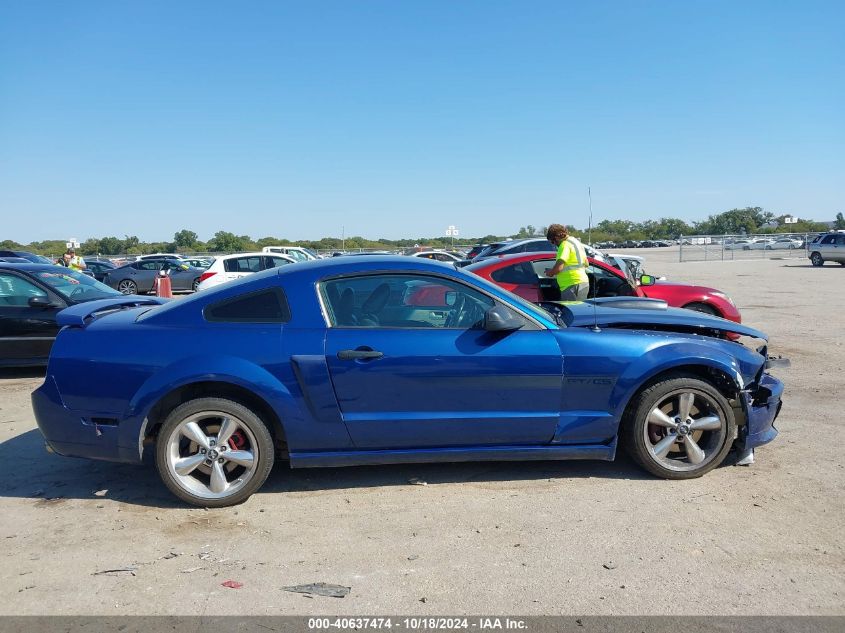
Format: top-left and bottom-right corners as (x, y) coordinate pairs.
(228, 430), (247, 451)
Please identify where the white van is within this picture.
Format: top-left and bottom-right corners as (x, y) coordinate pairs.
(260, 246), (320, 262)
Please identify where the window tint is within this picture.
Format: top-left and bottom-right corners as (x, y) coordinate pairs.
(205, 288), (290, 323)
(224, 256), (263, 273)
(263, 256), (291, 269)
(821, 236), (835, 244)
(138, 261), (161, 271)
(526, 240), (555, 253)
(491, 263), (538, 285)
(322, 274), (495, 329)
(0, 273), (48, 307)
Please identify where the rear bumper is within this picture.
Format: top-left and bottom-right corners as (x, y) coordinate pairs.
(740, 373), (784, 449)
(31, 377), (141, 463)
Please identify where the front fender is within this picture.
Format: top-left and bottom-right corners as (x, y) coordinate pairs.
(610, 340), (748, 420)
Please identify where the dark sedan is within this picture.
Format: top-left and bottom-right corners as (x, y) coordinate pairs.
(0, 263), (127, 366)
(83, 259), (117, 282)
(103, 258), (205, 294)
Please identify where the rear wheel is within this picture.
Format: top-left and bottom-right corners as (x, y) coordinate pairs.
(682, 302), (719, 316)
(810, 252), (824, 267)
(192, 277), (200, 291)
(622, 375), (736, 479)
(155, 397), (275, 507)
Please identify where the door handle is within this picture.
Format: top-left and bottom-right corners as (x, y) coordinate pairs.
(337, 349), (384, 360)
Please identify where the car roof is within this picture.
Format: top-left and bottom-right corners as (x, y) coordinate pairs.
(214, 252), (294, 260)
(0, 262), (65, 273)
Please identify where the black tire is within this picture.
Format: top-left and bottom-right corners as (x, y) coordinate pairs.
(682, 302), (719, 316)
(810, 252), (824, 267)
(192, 277), (200, 292)
(155, 397), (275, 507)
(621, 374), (736, 480)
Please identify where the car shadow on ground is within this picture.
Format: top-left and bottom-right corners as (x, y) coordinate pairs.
(0, 428), (668, 508)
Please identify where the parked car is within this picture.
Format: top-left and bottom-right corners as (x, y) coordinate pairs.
(260, 246), (320, 262)
(103, 258), (205, 294)
(467, 253), (741, 323)
(137, 253), (186, 261)
(196, 253), (295, 291)
(807, 232), (845, 266)
(83, 259), (117, 282)
(0, 250), (54, 265)
(471, 238), (556, 263)
(182, 257), (213, 269)
(32, 256), (783, 506)
(410, 251), (463, 262)
(741, 239), (775, 250)
(465, 244), (489, 259)
(765, 237), (803, 250)
(724, 239), (752, 250)
(0, 263), (128, 366)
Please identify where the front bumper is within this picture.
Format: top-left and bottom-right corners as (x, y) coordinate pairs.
(740, 373), (784, 450)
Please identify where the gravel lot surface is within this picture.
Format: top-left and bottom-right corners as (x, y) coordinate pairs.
(2, 249), (843, 615)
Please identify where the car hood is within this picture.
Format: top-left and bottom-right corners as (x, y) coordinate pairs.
(543, 297), (766, 339)
(56, 296), (169, 327)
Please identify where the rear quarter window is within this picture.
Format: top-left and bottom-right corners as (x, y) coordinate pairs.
(204, 288), (291, 323)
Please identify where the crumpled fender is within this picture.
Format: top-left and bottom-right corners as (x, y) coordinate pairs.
(608, 339), (755, 419)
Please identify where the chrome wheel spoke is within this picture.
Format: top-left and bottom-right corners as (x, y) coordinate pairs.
(181, 422), (210, 450)
(174, 453), (205, 476)
(651, 434), (678, 459)
(209, 461), (228, 494)
(684, 436), (706, 465)
(225, 449), (254, 468)
(216, 417), (237, 446)
(690, 415), (722, 431)
(678, 392), (694, 422)
(648, 408), (677, 428)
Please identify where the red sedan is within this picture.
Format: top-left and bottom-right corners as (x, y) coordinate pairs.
(465, 253), (741, 323)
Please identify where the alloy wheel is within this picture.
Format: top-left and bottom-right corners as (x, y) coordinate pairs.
(164, 411), (260, 501)
(643, 390), (727, 472)
(117, 280), (137, 294)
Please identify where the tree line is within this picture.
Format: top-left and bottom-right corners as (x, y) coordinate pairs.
(3, 207), (841, 257)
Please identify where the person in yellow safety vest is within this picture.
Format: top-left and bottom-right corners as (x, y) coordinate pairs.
(544, 223), (589, 301)
(62, 248), (87, 272)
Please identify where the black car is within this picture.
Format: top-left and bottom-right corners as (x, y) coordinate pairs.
(83, 259), (117, 281)
(0, 263), (127, 367)
(0, 250), (54, 265)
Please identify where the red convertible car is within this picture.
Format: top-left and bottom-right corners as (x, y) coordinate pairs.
(465, 253), (741, 323)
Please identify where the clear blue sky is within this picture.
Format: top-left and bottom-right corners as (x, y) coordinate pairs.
(1, 1), (843, 243)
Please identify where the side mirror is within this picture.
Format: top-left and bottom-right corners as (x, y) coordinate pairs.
(29, 296), (58, 309)
(444, 291), (457, 306)
(483, 305), (525, 332)
(639, 274), (656, 286)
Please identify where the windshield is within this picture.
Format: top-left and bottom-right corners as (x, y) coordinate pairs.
(35, 269), (122, 302)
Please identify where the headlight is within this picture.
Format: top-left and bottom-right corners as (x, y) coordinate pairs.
(711, 291), (735, 307)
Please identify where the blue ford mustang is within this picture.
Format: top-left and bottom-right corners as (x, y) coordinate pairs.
(32, 256), (784, 506)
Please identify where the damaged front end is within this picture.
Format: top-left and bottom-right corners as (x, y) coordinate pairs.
(736, 346), (788, 455)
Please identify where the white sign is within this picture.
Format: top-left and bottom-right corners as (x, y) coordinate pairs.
(66, 238), (80, 248)
(445, 226), (459, 237)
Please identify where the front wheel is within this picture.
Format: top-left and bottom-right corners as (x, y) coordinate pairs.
(622, 375), (736, 479)
(192, 277), (200, 292)
(117, 279), (137, 295)
(155, 398), (275, 507)
(810, 252), (824, 267)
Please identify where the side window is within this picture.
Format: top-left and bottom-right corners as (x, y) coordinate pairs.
(263, 256), (290, 269)
(491, 263), (538, 284)
(526, 240), (555, 253)
(588, 265), (635, 297)
(836, 236), (845, 245)
(205, 288), (290, 323)
(138, 261), (160, 271)
(821, 236), (835, 244)
(224, 257), (262, 273)
(0, 273), (48, 307)
(321, 274), (495, 329)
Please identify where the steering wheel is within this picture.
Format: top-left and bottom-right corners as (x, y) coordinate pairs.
(69, 286), (87, 299)
(444, 294), (466, 328)
(457, 297), (485, 328)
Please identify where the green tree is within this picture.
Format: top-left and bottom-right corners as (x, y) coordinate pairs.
(835, 212), (845, 230)
(208, 231), (248, 252)
(98, 237), (124, 254)
(173, 229), (199, 249)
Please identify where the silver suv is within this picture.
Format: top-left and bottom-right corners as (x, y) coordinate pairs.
(808, 232), (845, 267)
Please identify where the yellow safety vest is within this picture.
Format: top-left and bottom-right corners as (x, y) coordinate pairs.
(554, 237), (589, 289)
(67, 256), (85, 271)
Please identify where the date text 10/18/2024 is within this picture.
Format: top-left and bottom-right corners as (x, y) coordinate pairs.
(308, 618), (528, 630)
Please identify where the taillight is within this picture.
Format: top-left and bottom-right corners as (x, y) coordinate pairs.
(199, 271), (216, 283)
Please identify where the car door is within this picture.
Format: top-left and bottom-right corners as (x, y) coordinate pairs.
(0, 272), (65, 365)
(321, 272), (564, 449)
(489, 260), (545, 301)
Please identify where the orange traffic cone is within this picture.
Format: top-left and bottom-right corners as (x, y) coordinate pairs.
(155, 273), (173, 298)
